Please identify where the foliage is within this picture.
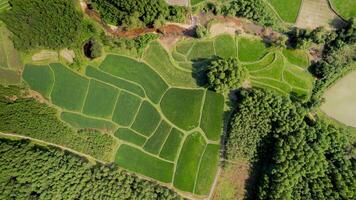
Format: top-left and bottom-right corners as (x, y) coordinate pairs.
(0, 0), (83, 50)
(221, 0), (277, 26)
(307, 18), (356, 107)
(84, 38), (102, 59)
(91, 0), (185, 29)
(195, 25), (209, 38)
(207, 57), (247, 92)
(0, 139), (181, 200)
(226, 89), (355, 199)
(0, 85), (114, 160)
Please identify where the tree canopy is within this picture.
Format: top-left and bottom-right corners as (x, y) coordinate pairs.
(0, 0), (84, 50)
(206, 57), (247, 92)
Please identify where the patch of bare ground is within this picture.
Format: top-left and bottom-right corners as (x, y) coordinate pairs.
(212, 161), (250, 200)
(296, 0), (346, 29)
(32, 50), (58, 63)
(159, 35), (183, 51)
(210, 22), (242, 37)
(60, 49), (75, 63)
(165, 0), (189, 6)
(26, 90), (49, 104)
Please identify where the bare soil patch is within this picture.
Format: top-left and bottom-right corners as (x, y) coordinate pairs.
(32, 50), (58, 62)
(60, 49), (75, 63)
(165, 0), (189, 6)
(212, 161), (250, 200)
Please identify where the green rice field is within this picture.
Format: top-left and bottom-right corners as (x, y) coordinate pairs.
(268, 0), (302, 23)
(23, 51), (225, 196)
(330, 0), (356, 20)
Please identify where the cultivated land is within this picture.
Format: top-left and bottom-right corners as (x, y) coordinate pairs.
(22, 46), (225, 196)
(321, 69), (356, 127)
(330, 0), (356, 20)
(267, 0), (302, 23)
(172, 34), (314, 98)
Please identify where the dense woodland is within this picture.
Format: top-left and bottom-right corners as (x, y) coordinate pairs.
(0, 139), (181, 200)
(90, 0), (186, 29)
(227, 89), (355, 199)
(0, 0), (85, 50)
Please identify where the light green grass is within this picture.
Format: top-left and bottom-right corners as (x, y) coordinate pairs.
(249, 53), (285, 80)
(160, 88), (204, 131)
(61, 112), (116, 131)
(282, 49), (309, 68)
(115, 144), (174, 183)
(172, 51), (186, 62)
(99, 55), (168, 103)
(268, 0), (302, 23)
(238, 37), (268, 62)
(214, 35), (237, 59)
(191, 0), (205, 6)
(330, 0), (356, 19)
(82, 80), (119, 118)
(284, 65), (314, 90)
(200, 91), (224, 141)
(144, 120), (171, 154)
(245, 53), (275, 71)
(0, 27), (22, 70)
(188, 41), (215, 61)
(131, 101), (161, 137)
(114, 128), (146, 146)
(194, 144), (220, 195)
(251, 77), (292, 94)
(50, 63), (89, 111)
(173, 132), (206, 192)
(176, 41), (194, 55)
(143, 42), (197, 88)
(159, 128), (184, 162)
(112, 91), (142, 126)
(86, 66), (145, 98)
(23, 64), (54, 98)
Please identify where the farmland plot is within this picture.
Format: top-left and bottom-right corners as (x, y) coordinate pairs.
(23, 53), (225, 197)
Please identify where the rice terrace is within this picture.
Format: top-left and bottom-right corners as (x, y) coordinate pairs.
(0, 0), (355, 199)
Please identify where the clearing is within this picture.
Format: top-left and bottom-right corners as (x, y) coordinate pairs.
(321, 70), (356, 127)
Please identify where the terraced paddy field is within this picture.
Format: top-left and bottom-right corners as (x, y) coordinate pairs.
(23, 53), (224, 196)
(0, 0), (10, 13)
(267, 0), (302, 23)
(330, 0), (356, 20)
(172, 34), (314, 98)
(321, 70), (356, 127)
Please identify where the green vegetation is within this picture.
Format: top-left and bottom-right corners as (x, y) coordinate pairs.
(91, 0), (186, 29)
(131, 101), (161, 137)
(282, 48), (309, 68)
(115, 144), (174, 183)
(0, 85), (115, 161)
(194, 144), (220, 195)
(0, 0), (83, 50)
(195, 25), (209, 38)
(238, 37), (268, 62)
(268, 0), (302, 23)
(84, 38), (102, 59)
(50, 63), (89, 111)
(226, 89), (355, 199)
(0, 0), (10, 13)
(191, 0), (205, 6)
(99, 55), (168, 103)
(330, 0), (356, 19)
(114, 128), (146, 146)
(144, 120), (171, 154)
(82, 80), (119, 118)
(207, 57), (247, 92)
(214, 35), (237, 59)
(60, 112), (116, 131)
(22, 64), (54, 98)
(112, 91), (142, 126)
(0, 139), (181, 199)
(173, 132), (206, 192)
(160, 88), (204, 130)
(200, 91), (224, 141)
(159, 128), (184, 161)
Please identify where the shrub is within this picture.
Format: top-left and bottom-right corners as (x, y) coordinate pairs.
(84, 38), (102, 59)
(207, 57), (247, 92)
(195, 25), (209, 38)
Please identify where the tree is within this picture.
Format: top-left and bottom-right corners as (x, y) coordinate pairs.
(0, 0), (84, 50)
(206, 57), (247, 92)
(84, 38), (102, 59)
(195, 25), (209, 38)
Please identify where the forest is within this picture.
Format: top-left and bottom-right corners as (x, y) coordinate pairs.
(0, 138), (181, 200)
(226, 89), (355, 199)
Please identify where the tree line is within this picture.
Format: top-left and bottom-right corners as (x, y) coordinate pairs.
(0, 138), (181, 200)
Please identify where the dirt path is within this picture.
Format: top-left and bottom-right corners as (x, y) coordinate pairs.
(296, 0), (346, 29)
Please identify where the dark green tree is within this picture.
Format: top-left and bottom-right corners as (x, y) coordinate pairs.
(207, 57), (247, 92)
